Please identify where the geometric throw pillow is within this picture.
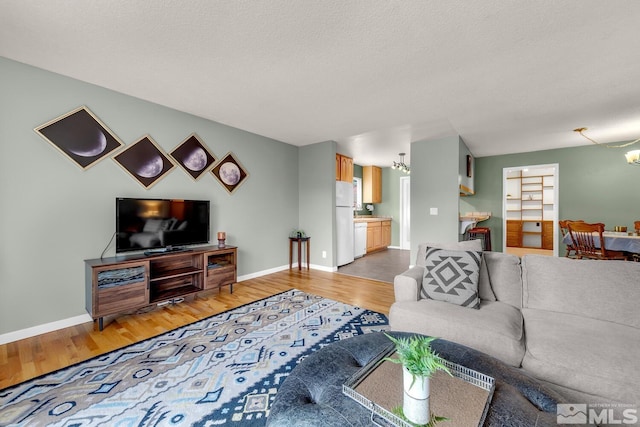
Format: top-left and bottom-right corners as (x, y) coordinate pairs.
(421, 247), (482, 309)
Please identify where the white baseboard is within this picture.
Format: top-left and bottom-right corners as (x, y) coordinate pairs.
(1, 263), (340, 345)
(0, 313), (93, 345)
(237, 265), (290, 281)
(307, 263), (335, 272)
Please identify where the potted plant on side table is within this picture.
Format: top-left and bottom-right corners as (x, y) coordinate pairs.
(384, 333), (451, 426)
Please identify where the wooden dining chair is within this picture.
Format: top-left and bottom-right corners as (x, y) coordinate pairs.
(566, 221), (629, 261)
(559, 219), (583, 258)
(634, 221), (640, 262)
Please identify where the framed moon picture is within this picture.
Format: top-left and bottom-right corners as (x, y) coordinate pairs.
(34, 105), (125, 170)
(113, 135), (176, 189)
(211, 152), (249, 194)
(170, 133), (217, 181)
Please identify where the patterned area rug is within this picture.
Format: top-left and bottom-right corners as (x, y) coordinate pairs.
(0, 289), (388, 426)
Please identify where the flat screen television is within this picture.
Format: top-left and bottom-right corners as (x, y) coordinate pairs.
(116, 198), (210, 253)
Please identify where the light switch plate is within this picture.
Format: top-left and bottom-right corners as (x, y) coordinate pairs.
(430, 207), (438, 215)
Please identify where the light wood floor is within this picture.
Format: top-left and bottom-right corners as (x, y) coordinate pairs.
(505, 247), (553, 257)
(0, 269), (394, 390)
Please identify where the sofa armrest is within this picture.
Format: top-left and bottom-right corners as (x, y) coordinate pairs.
(393, 266), (424, 302)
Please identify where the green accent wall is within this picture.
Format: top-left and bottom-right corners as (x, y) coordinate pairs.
(375, 167), (404, 247)
(0, 57), (299, 335)
(353, 163), (404, 246)
(463, 145), (640, 252)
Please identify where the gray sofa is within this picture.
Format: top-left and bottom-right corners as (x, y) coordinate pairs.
(390, 241), (640, 406)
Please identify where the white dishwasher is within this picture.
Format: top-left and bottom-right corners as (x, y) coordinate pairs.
(354, 222), (367, 258)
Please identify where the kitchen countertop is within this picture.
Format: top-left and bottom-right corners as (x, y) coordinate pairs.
(459, 216), (490, 222)
(459, 212), (491, 235)
(353, 216), (392, 223)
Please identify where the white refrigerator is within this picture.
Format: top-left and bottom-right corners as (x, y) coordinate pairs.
(336, 181), (355, 266)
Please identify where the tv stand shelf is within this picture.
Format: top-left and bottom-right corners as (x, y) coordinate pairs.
(149, 266), (202, 282)
(85, 245), (237, 331)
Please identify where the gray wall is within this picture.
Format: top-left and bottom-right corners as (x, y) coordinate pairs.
(462, 144), (640, 252)
(0, 57), (300, 335)
(410, 136), (461, 261)
(298, 141), (336, 269)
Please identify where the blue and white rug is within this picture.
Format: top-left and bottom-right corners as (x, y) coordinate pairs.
(0, 289), (389, 426)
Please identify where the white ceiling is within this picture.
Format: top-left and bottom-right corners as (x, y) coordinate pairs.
(2, 1), (640, 167)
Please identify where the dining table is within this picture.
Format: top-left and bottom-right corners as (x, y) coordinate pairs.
(562, 231), (640, 255)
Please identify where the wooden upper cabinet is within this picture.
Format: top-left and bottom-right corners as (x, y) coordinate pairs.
(362, 166), (382, 203)
(336, 154), (353, 182)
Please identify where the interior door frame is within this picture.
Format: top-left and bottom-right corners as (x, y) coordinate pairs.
(400, 176), (410, 250)
(502, 163), (559, 256)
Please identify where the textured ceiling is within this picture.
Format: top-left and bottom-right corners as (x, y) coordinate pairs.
(2, 0), (640, 167)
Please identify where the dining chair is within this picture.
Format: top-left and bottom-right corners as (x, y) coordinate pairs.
(634, 221), (640, 262)
(559, 219), (583, 258)
(566, 221), (629, 261)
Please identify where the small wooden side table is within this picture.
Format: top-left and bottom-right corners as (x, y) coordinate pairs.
(289, 236), (310, 270)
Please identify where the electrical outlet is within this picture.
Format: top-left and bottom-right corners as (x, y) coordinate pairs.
(430, 207), (438, 215)
(322, 251), (327, 258)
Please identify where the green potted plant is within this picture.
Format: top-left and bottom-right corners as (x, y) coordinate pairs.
(289, 228), (306, 238)
(384, 333), (451, 425)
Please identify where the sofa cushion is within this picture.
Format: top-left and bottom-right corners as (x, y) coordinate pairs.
(481, 252), (521, 308)
(389, 299), (525, 367)
(416, 240), (496, 301)
(421, 248), (482, 309)
(522, 255), (640, 328)
(521, 308), (640, 404)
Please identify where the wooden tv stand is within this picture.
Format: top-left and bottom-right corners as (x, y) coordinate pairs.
(85, 245), (237, 330)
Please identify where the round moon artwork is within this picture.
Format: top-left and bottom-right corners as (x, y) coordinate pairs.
(219, 162), (241, 185)
(67, 127), (107, 157)
(137, 155), (164, 178)
(183, 147), (208, 171)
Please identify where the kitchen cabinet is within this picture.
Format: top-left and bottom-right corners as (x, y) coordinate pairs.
(541, 221), (554, 250)
(363, 218), (391, 253)
(382, 220), (391, 247)
(362, 166), (382, 203)
(336, 154), (353, 182)
(506, 220), (522, 247)
(366, 222), (378, 252)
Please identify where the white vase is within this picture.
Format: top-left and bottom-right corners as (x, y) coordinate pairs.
(402, 365), (430, 424)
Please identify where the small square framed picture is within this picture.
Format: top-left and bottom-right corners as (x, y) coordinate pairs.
(211, 152), (249, 194)
(170, 133), (217, 181)
(113, 135), (175, 189)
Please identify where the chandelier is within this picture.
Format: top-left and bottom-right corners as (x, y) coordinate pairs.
(392, 152), (410, 174)
(573, 127), (640, 165)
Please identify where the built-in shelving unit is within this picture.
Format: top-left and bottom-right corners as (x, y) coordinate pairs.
(505, 168), (555, 249)
(86, 245), (237, 330)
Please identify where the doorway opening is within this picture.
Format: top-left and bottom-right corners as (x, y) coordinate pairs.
(503, 164), (559, 257)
